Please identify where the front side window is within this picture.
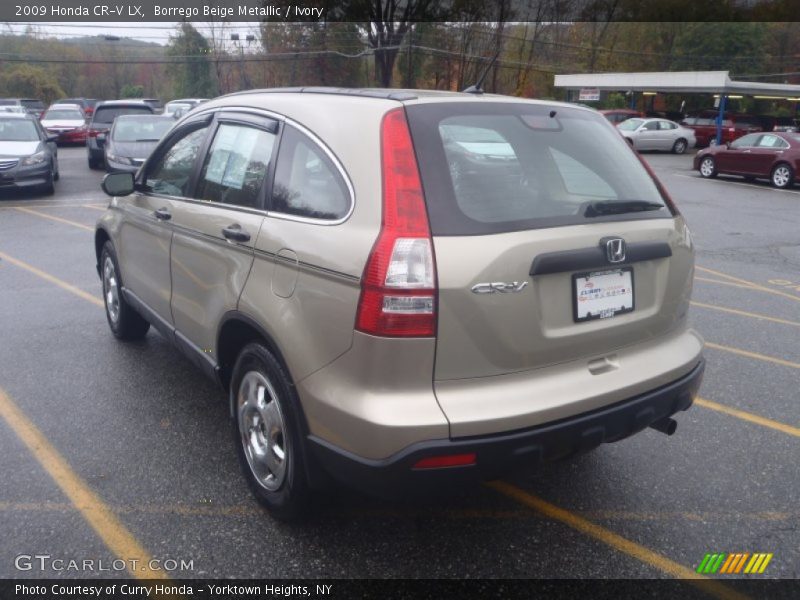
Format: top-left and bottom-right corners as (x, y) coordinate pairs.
(730, 133), (760, 149)
(270, 125), (350, 220)
(195, 123), (276, 208)
(144, 126), (209, 197)
(618, 118), (643, 131)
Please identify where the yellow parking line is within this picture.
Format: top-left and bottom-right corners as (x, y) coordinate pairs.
(0, 251), (103, 308)
(696, 266), (800, 303)
(696, 397), (800, 438)
(705, 341), (800, 370)
(694, 276), (761, 291)
(487, 481), (747, 600)
(13, 207), (93, 231)
(691, 301), (800, 328)
(83, 204), (107, 211)
(0, 386), (168, 579)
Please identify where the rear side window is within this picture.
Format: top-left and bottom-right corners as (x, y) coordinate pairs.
(407, 103), (669, 235)
(93, 106), (152, 124)
(270, 125), (350, 220)
(195, 123), (276, 209)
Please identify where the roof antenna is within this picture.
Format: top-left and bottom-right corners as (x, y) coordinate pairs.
(462, 49), (501, 95)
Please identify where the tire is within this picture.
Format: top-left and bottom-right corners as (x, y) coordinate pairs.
(41, 171), (55, 195)
(88, 156), (101, 170)
(100, 241), (150, 340)
(53, 158), (60, 181)
(231, 342), (310, 520)
(672, 138), (688, 154)
(771, 163), (794, 189)
(699, 156), (717, 179)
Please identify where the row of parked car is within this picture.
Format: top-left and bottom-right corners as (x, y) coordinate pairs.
(601, 108), (799, 147)
(0, 96), (208, 194)
(600, 108), (800, 188)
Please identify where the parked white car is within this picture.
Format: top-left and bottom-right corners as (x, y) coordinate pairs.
(618, 118), (696, 154)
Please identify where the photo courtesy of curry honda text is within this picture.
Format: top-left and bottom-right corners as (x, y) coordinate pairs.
(94, 88), (704, 519)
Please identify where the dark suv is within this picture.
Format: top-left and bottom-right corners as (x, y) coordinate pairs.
(87, 101), (154, 169)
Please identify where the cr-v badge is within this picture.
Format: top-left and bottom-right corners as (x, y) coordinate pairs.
(471, 281), (529, 294)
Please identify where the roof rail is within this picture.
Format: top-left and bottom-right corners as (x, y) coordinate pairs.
(222, 87), (419, 102)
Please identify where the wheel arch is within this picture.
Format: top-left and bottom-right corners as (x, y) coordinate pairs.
(94, 227), (111, 276)
(216, 311), (295, 399)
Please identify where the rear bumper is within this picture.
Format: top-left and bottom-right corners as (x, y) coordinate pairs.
(309, 358), (704, 494)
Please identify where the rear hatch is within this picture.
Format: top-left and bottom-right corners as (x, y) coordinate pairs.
(90, 104), (154, 147)
(406, 101), (692, 385)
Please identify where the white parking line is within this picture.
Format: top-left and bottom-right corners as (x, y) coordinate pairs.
(672, 173), (800, 195)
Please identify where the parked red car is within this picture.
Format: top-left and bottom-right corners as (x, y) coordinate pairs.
(694, 131), (800, 189)
(600, 109), (643, 124)
(681, 111), (762, 147)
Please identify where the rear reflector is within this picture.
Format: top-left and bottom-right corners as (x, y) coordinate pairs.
(355, 108), (437, 337)
(412, 453), (477, 469)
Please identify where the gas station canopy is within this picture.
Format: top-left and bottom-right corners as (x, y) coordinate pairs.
(554, 71), (800, 99)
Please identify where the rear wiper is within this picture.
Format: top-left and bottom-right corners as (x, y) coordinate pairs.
(584, 200), (665, 217)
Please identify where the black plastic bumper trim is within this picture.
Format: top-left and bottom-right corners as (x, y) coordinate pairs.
(530, 241), (672, 276)
(308, 358), (704, 495)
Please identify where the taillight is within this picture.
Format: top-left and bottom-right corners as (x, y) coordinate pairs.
(355, 108), (437, 337)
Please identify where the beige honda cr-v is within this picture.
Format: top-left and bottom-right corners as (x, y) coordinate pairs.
(95, 88), (704, 519)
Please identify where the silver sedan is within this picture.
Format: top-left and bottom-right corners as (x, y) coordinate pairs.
(618, 118), (696, 154)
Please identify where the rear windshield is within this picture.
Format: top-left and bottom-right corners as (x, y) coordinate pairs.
(0, 100), (16, 106)
(112, 117), (173, 142)
(93, 105), (152, 124)
(406, 102), (669, 235)
(44, 109), (84, 120)
(21, 100), (44, 110)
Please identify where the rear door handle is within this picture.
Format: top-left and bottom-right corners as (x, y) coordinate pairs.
(222, 224), (250, 243)
(154, 208), (171, 221)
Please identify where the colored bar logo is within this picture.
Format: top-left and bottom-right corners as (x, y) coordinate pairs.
(696, 552), (773, 574)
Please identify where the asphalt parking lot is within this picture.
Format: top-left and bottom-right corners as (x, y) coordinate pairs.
(0, 147), (797, 588)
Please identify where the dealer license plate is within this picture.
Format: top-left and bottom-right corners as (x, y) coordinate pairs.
(573, 268), (634, 322)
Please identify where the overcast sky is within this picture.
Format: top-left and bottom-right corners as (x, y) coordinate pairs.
(4, 21), (263, 46)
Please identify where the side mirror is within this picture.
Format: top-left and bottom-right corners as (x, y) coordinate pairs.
(46, 135), (58, 143)
(102, 172), (135, 197)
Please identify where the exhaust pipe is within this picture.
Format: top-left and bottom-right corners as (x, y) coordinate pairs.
(649, 417), (677, 436)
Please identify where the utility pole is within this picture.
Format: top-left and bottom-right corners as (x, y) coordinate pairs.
(405, 25), (413, 88)
(230, 33), (255, 90)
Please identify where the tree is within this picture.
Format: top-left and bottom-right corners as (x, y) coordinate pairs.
(334, 0), (442, 87)
(167, 23), (217, 97)
(120, 83), (144, 98)
(670, 22), (767, 75)
(0, 64), (64, 103)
